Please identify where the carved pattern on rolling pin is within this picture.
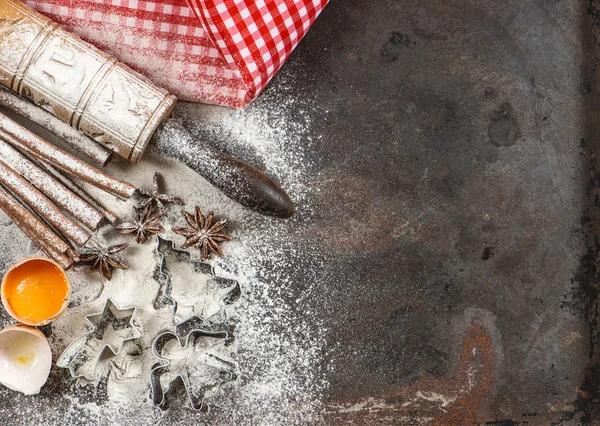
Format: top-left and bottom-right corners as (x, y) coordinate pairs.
(0, 0), (176, 163)
(40, 49), (82, 89)
(0, 18), (26, 38)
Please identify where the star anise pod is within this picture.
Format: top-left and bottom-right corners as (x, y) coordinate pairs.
(115, 204), (165, 244)
(173, 207), (232, 261)
(79, 243), (129, 280)
(137, 172), (183, 217)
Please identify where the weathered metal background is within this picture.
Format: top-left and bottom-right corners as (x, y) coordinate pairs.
(238, 0), (600, 423)
(1, 0), (600, 424)
(190, 0), (600, 422)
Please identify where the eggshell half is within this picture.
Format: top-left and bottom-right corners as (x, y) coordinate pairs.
(1, 256), (71, 326)
(0, 324), (52, 395)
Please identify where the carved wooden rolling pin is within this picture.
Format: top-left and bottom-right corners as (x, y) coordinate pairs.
(0, 0), (295, 218)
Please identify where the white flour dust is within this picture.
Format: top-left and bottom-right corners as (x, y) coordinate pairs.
(0, 92), (328, 425)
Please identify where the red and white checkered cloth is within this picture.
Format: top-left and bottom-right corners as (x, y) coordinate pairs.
(23, 0), (328, 107)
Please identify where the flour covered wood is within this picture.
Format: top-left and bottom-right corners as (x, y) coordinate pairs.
(0, 0), (176, 163)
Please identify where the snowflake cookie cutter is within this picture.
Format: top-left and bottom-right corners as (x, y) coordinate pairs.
(150, 328), (236, 411)
(153, 236), (240, 332)
(57, 298), (142, 381)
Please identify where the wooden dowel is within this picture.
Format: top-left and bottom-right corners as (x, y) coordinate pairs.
(10, 189), (81, 264)
(0, 185), (75, 269)
(13, 215), (73, 270)
(0, 112), (136, 199)
(35, 161), (118, 224)
(0, 86), (112, 167)
(0, 158), (91, 246)
(0, 138), (105, 231)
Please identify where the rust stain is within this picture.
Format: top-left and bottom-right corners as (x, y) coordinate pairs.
(429, 324), (493, 425)
(325, 323), (494, 425)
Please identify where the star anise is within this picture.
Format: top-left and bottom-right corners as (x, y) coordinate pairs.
(115, 204), (165, 244)
(137, 172), (183, 217)
(173, 207), (232, 261)
(79, 243), (129, 280)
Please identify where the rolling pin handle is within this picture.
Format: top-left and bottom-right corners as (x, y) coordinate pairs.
(153, 120), (295, 218)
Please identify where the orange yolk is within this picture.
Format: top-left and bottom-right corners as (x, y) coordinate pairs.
(3, 259), (68, 323)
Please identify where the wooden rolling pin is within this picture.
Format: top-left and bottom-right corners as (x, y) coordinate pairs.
(0, 0), (294, 218)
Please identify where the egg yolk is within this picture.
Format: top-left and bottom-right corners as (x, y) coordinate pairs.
(3, 259), (68, 323)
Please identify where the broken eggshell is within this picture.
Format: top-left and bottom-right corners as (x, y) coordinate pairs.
(1, 256), (71, 326)
(0, 324), (52, 395)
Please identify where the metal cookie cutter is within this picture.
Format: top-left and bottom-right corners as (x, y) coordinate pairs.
(150, 329), (236, 411)
(153, 236), (241, 332)
(57, 298), (142, 381)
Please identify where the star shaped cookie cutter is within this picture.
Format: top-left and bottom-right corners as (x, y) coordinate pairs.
(150, 328), (236, 411)
(57, 298), (142, 381)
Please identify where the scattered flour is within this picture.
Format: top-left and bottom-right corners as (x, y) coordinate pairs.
(0, 88), (328, 425)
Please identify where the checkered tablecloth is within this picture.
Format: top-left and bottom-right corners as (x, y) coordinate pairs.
(24, 0), (328, 107)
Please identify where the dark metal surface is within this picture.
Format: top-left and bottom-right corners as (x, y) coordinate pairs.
(313, 0), (600, 423)
(189, 0), (600, 423)
(0, 0), (598, 424)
